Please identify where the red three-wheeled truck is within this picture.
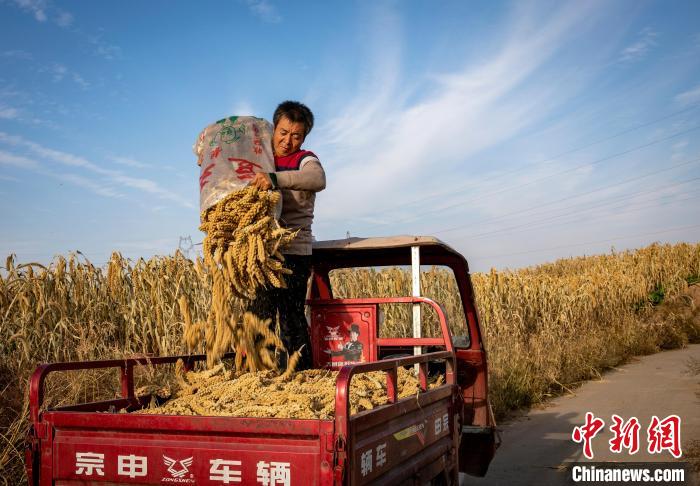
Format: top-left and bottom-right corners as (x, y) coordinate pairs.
(26, 236), (498, 485)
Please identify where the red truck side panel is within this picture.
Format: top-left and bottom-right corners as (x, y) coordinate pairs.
(43, 413), (334, 486)
(349, 391), (456, 485)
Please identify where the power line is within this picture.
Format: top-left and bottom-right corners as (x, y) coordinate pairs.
(367, 124), (700, 229)
(431, 155), (700, 235)
(469, 223), (700, 261)
(336, 103), (700, 224)
(458, 179), (700, 238)
(466, 188), (700, 240)
(508, 103), (700, 169)
(456, 190), (700, 241)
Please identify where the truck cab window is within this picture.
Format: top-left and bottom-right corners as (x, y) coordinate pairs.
(328, 265), (470, 346)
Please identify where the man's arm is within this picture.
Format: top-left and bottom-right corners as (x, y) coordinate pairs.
(250, 157), (326, 192)
(274, 158), (326, 192)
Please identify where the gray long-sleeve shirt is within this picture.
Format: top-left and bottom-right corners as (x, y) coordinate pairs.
(274, 155), (326, 255)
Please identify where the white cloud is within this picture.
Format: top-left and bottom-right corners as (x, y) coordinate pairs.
(0, 106), (18, 119)
(55, 173), (122, 198)
(109, 156), (151, 169)
(91, 37), (122, 60)
(10, 0), (72, 27)
(314, 1), (604, 225)
(691, 32), (700, 55)
(71, 72), (90, 89)
(108, 173), (189, 204)
(308, 3), (698, 270)
(0, 50), (33, 60)
(39, 63), (89, 88)
(619, 27), (657, 63)
(55, 10), (72, 27)
(8, 0), (115, 54)
(0, 149), (40, 169)
(242, 0), (281, 23)
(671, 139), (688, 161)
(13, 0), (47, 22)
(319, 4), (401, 155)
(230, 100), (256, 117)
(0, 132), (194, 208)
(0, 148), (122, 198)
(675, 84), (700, 106)
(49, 63), (67, 82)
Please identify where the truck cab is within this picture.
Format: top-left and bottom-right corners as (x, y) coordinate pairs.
(26, 236), (497, 485)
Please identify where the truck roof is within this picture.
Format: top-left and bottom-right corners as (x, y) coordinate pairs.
(311, 235), (469, 270)
(312, 235), (450, 251)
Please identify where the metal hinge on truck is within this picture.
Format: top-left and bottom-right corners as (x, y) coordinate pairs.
(334, 434), (347, 484)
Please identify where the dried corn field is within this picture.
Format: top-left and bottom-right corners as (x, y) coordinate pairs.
(1, 241), (699, 483)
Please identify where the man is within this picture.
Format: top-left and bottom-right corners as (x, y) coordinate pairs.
(250, 100), (326, 370)
(325, 324), (364, 363)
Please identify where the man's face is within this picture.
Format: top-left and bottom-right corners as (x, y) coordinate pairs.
(350, 331), (359, 341)
(272, 116), (306, 157)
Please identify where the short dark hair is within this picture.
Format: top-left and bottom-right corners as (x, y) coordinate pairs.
(273, 100), (314, 136)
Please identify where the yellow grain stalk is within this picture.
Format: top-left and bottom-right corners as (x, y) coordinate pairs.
(185, 185), (300, 372)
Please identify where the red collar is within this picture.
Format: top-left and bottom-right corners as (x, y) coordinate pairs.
(275, 150), (316, 171)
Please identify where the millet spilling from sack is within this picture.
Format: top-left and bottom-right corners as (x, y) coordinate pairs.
(185, 116), (298, 372)
(138, 116), (440, 418)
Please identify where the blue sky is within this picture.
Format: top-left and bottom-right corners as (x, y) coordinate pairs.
(1, 0), (699, 272)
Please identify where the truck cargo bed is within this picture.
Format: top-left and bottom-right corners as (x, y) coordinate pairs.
(28, 351), (457, 485)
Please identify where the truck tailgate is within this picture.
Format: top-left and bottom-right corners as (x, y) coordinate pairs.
(42, 413), (334, 485)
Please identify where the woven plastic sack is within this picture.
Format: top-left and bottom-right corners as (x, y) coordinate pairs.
(194, 116), (276, 212)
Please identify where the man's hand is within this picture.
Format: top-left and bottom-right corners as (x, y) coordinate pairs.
(251, 172), (273, 190)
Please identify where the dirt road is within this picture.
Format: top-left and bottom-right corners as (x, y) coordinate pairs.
(465, 344), (700, 485)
